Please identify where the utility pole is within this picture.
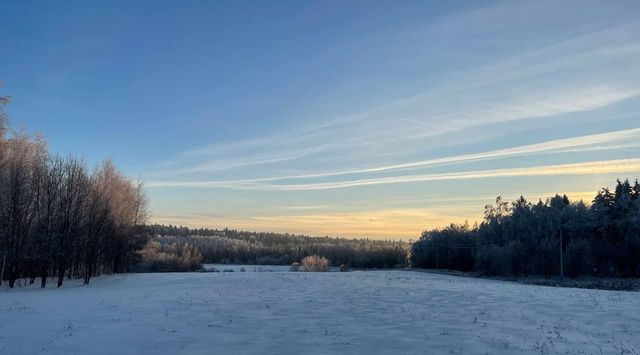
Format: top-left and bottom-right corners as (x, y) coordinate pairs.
(559, 228), (564, 278)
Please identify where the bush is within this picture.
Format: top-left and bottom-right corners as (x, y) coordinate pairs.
(289, 262), (300, 272)
(301, 255), (329, 272)
(136, 241), (203, 272)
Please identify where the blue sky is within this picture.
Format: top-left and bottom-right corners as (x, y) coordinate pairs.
(2, 0), (640, 238)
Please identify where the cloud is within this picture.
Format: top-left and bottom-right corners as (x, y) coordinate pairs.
(150, 208), (472, 239)
(149, 188), (599, 239)
(143, 15), (640, 184)
(227, 127), (640, 183)
(147, 158), (640, 191)
(274, 204), (333, 211)
(146, 126), (640, 187)
(143, 3), (640, 237)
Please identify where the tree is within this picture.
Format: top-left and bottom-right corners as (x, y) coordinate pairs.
(410, 179), (640, 278)
(0, 90), (9, 285)
(0, 85), (150, 288)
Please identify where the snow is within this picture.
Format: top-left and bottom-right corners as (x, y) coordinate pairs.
(203, 264), (294, 272)
(202, 264), (339, 272)
(1, 270), (639, 354)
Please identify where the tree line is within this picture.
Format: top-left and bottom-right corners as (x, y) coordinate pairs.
(146, 224), (408, 269)
(0, 93), (149, 288)
(410, 179), (640, 278)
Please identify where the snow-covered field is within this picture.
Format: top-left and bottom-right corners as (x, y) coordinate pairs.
(1, 270), (639, 355)
(203, 264), (294, 272)
(203, 264), (340, 272)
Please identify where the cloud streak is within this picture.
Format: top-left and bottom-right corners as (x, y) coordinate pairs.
(150, 208), (471, 238)
(147, 21), (640, 179)
(146, 127), (640, 187)
(232, 127), (640, 183)
(147, 158), (640, 191)
(142, 2), (640, 237)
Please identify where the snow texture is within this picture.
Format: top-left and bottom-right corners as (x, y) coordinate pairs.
(1, 269), (639, 354)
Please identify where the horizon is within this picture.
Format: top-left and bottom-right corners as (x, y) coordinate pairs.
(2, 0), (640, 239)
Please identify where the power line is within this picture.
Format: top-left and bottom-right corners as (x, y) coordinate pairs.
(424, 227), (562, 249)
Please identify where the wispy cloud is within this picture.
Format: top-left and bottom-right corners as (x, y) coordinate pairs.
(156, 85), (638, 178)
(147, 24), (640, 178)
(167, 144), (333, 174)
(274, 204), (333, 211)
(147, 127), (640, 187)
(143, 2), (640, 237)
(235, 127), (640, 182)
(151, 208), (471, 238)
(149, 188), (599, 239)
(147, 158), (640, 191)
(258, 159), (640, 191)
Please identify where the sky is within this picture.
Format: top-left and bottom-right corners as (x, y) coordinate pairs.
(1, 0), (640, 239)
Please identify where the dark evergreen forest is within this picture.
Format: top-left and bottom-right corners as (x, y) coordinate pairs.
(410, 179), (640, 278)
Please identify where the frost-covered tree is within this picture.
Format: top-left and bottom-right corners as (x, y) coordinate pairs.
(0, 88), (150, 288)
(411, 179), (640, 278)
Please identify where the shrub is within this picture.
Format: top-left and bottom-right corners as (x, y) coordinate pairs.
(289, 262), (300, 272)
(301, 255), (329, 272)
(136, 241), (203, 272)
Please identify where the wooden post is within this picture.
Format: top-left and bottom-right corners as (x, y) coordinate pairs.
(559, 229), (564, 278)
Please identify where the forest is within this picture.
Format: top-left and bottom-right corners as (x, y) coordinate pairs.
(145, 224), (408, 269)
(0, 94), (149, 288)
(410, 179), (640, 278)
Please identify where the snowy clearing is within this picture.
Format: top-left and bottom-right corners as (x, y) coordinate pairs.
(203, 264), (295, 272)
(1, 270), (639, 355)
(202, 264), (341, 273)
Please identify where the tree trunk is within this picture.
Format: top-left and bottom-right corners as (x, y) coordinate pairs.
(40, 266), (48, 288)
(0, 252), (6, 286)
(57, 263), (65, 287)
(84, 264), (92, 285)
(8, 270), (16, 288)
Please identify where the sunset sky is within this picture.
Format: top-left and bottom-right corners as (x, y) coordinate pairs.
(2, 0), (640, 238)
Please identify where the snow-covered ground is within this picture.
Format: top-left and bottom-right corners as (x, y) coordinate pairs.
(203, 264), (340, 272)
(1, 270), (639, 355)
(203, 264), (294, 272)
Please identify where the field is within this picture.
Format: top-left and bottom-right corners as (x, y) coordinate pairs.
(1, 269), (639, 355)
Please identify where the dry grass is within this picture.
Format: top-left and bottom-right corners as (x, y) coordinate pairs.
(301, 255), (329, 272)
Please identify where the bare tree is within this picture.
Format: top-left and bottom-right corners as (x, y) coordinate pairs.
(0, 88), (150, 288)
(1, 132), (37, 287)
(56, 157), (89, 287)
(32, 154), (63, 287)
(0, 91), (8, 285)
